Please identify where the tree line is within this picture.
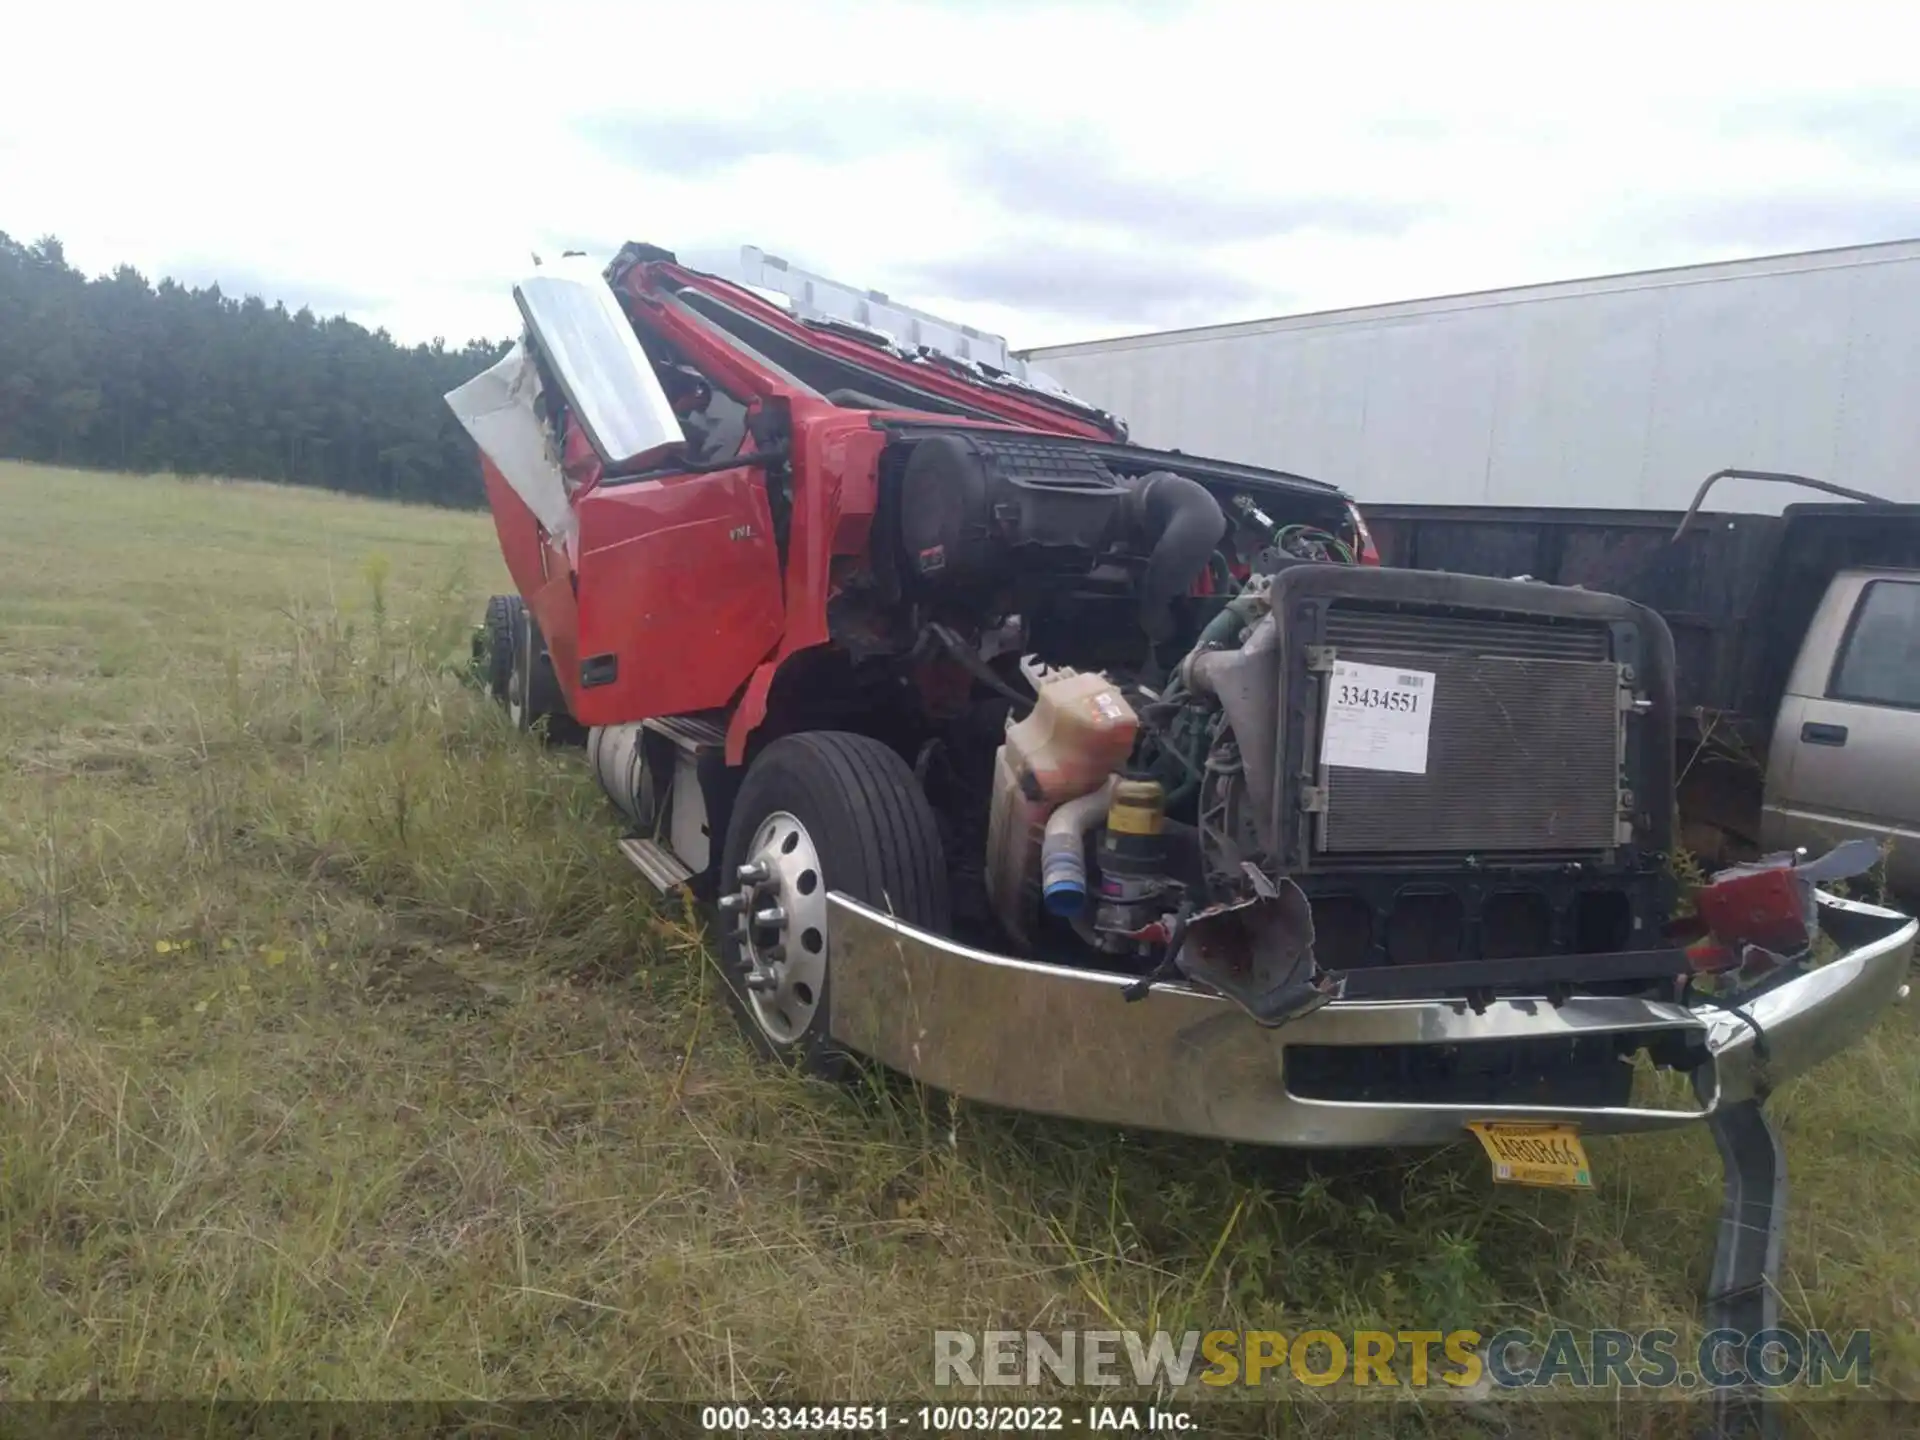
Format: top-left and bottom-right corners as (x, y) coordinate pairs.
(0, 232), (509, 507)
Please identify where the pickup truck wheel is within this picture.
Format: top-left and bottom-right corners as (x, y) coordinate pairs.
(482, 594), (522, 703)
(715, 731), (950, 1079)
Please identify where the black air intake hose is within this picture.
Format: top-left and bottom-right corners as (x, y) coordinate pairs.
(1124, 470), (1227, 647)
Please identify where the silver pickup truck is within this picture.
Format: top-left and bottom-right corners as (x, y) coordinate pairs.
(1768, 565), (1920, 887)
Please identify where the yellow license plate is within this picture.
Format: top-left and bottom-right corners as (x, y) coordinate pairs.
(1467, 1122), (1592, 1189)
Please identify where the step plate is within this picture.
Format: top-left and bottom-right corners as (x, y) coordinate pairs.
(642, 712), (728, 753)
(619, 836), (694, 893)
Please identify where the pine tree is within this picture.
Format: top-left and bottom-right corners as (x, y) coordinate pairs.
(0, 231), (510, 507)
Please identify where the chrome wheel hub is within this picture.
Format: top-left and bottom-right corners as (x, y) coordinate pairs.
(720, 810), (828, 1044)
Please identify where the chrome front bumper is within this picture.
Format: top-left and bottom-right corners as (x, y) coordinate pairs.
(826, 890), (1915, 1148)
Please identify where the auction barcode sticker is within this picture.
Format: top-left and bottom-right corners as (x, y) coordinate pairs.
(1320, 660), (1436, 774)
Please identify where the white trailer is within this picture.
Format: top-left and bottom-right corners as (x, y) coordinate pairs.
(1020, 238), (1920, 514)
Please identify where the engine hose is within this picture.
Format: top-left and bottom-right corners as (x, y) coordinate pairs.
(1160, 731), (1206, 783)
(1168, 710), (1231, 811)
(1125, 471), (1227, 648)
(1164, 742), (1207, 810)
(1174, 586), (1272, 696)
(1040, 779), (1115, 917)
(1191, 603), (1245, 655)
(1192, 584), (1268, 654)
(1135, 731), (1196, 820)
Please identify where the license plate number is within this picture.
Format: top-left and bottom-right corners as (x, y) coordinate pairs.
(1467, 1121), (1592, 1188)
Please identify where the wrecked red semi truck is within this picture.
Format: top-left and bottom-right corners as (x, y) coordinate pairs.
(448, 247), (1909, 1261)
(447, 249), (1914, 1417)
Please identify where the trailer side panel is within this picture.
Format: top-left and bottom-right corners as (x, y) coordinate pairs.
(1025, 240), (1920, 513)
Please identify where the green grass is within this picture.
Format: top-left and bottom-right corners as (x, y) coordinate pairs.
(1, 460), (1915, 1433)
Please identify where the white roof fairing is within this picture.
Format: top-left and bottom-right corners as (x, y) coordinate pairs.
(717, 246), (1110, 423)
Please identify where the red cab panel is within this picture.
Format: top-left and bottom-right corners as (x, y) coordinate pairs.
(480, 456), (583, 690)
(568, 467), (785, 725)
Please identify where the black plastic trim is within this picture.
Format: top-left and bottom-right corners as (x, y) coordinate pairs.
(1334, 947), (1691, 1000)
(873, 419), (1346, 503)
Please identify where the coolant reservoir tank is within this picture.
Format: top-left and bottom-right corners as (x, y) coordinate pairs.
(984, 661), (1139, 945)
(1003, 658), (1139, 804)
(984, 747), (1054, 945)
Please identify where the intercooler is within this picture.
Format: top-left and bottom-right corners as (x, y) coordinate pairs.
(1313, 605), (1627, 856)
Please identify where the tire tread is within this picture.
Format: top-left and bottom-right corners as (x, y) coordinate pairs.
(787, 731), (947, 927)
(483, 593), (522, 702)
(714, 729), (948, 1077)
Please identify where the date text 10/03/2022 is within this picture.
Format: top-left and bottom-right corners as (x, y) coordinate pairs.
(700, 1407), (1196, 1433)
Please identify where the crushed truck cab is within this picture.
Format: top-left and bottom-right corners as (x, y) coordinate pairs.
(448, 243), (1912, 1164)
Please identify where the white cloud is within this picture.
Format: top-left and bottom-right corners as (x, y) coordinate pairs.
(3, 0), (1916, 349)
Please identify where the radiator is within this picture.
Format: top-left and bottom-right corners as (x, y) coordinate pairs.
(1316, 607), (1625, 855)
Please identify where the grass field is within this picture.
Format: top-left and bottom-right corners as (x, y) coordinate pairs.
(1, 460), (1915, 1434)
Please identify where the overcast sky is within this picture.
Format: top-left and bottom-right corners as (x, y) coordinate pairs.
(3, 0), (1916, 352)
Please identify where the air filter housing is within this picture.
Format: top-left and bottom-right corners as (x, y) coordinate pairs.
(893, 433), (1125, 593)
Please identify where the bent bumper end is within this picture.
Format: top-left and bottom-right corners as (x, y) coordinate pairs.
(1705, 892), (1915, 1106)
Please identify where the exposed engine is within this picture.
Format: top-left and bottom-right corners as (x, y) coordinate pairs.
(888, 433), (1241, 679)
(885, 433), (1677, 1020)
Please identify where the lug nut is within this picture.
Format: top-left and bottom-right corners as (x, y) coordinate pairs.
(753, 906), (787, 929)
(737, 861), (771, 885)
(718, 893), (745, 913)
(744, 968), (777, 992)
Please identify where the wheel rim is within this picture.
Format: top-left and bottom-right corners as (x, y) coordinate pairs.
(725, 809), (829, 1044)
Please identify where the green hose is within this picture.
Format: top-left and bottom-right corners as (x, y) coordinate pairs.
(1191, 585), (1269, 655)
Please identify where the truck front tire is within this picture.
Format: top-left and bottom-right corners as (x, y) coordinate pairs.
(715, 731), (950, 1078)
